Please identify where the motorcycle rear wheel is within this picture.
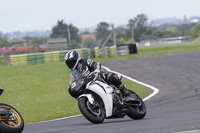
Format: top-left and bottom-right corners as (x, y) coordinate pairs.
(126, 90), (147, 120)
(78, 97), (104, 124)
(0, 103), (24, 133)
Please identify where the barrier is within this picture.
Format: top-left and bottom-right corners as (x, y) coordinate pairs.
(27, 53), (44, 65)
(82, 48), (88, 58)
(59, 51), (69, 62)
(52, 52), (60, 62)
(27, 54), (36, 65)
(19, 55), (28, 65)
(10, 55), (28, 66)
(94, 47), (100, 58)
(10, 55), (20, 66)
(110, 46), (117, 56)
(7, 46), (127, 66)
(8, 48), (87, 66)
(103, 46), (116, 57)
(35, 53), (44, 64)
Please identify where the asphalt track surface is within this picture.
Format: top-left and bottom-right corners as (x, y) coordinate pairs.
(24, 51), (200, 133)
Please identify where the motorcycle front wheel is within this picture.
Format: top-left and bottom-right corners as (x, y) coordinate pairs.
(0, 103), (24, 133)
(78, 97), (104, 124)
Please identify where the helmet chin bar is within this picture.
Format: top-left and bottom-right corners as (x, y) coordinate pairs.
(72, 56), (81, 70)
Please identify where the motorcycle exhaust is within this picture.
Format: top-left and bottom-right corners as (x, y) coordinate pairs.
(131, 100), (141, 106)
(125, 99), (141, 106)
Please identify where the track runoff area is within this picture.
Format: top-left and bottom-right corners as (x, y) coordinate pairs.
(27, 65), (159, 125)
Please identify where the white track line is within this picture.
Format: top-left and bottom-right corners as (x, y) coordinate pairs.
(101, 66), (159, 101)
(27, 115), (82, 125)
(27, 66), (159, 125)
(174, 130), (200, 133)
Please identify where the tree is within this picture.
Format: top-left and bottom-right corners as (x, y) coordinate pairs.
(177, 23), (196, 36)
(96, 22), (110, 45)
(0, 34), (10, 48)
(68, 23), (80, 42)
(68, 40), (80, 49)
(192, 23), (200, 39)
(50, 20), (68, 38)
(83, 37), (97, 48)
(116, 32), (125, 44)
(128, 14), (149, 41)
(50, 20), (80, 48)
(128, 14), (148, 28)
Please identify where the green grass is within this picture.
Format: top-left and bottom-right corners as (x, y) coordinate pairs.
(0, 63), (149, 124)
(0, 64), (76, 123)
(93, 41), (200, 62)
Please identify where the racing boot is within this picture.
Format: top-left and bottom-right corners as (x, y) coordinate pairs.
(119, 84), (140, 104)
(119, 84), (130, 96)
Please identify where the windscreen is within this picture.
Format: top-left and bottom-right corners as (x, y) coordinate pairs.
(69, 69), (83, 84)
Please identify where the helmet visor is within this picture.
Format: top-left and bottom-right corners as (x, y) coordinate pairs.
(66, 58), (77, 69)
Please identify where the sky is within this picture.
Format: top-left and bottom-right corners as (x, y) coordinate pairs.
(0, 0), (200, 32)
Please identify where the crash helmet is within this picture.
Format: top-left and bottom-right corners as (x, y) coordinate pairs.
(64, 50), (81, 70)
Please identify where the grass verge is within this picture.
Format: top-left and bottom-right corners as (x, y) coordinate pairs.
(93, 41), (200, 62)
(0, 63), (149, 124)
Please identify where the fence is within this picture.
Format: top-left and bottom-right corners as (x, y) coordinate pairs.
(0, 55), (10, 66)
(137, 36), (191, 46)
(1, 46), (119, 66)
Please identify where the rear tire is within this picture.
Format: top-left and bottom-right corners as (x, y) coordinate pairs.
(126, 90), (146, 120)
(0, 103), (24, 133)
(78, 97), (104, 124)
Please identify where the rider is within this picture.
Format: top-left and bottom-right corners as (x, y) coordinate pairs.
(64, 50), (130, 96)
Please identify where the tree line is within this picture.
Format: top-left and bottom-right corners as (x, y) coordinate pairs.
(1, 13), (200, 49)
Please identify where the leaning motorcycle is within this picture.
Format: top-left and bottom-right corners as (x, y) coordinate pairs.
(0, 88), (24, 133)
(68, 70), (146, 124)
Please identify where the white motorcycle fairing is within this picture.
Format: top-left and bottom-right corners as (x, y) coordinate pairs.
(78, 80), (114, 117)
(78, 94), (94, 105)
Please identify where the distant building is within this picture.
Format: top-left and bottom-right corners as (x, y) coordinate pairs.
(191, 19), (200, 23)
(47, 38), (68, 51)
(8, 38), (27, 47)
(80, 33), (96, 48)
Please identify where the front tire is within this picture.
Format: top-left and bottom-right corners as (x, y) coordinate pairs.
(0, 103), (24, 133)
(78, 97), (104, 124)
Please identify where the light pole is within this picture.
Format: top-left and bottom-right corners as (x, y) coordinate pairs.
(131, 24), (135, 43)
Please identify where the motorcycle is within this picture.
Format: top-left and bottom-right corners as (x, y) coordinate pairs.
(68, 69), (146, 124)
(0, 88), (24, 133)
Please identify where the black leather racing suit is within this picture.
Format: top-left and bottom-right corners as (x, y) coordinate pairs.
(69, 58), (122, 88)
